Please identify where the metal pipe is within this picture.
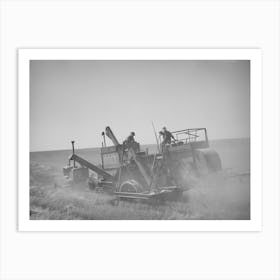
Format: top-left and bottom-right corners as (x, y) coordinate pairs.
(102, 131), (106, 147)
(71, 140), (76, 167)
(151, 121), (161, 154)
(105, 126), (119, 146)
(205, 128), (209, 144)
(172, 128), (206, 133)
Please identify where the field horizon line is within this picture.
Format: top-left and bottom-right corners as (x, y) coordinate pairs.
(30, 136), (250, 153)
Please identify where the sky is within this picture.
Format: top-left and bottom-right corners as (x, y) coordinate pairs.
(30, 60), (250, 152)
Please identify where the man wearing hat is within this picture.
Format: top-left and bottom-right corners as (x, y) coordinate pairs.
(160, 127), (175, 146)
(123, 131), (137, 150)
(126, 131), (136, 145)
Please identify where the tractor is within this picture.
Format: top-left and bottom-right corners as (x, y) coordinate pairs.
(63, 126), (221, 201)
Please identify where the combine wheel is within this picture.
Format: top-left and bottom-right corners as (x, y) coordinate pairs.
(204, 149), (222, 172)
(194, 148), (222, 175)
(119, 180), (144, 193)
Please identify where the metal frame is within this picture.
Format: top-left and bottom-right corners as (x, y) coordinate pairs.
(172, 128), (208, 145)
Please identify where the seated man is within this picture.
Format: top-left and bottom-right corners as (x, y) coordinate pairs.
(123, 132), (136, 150)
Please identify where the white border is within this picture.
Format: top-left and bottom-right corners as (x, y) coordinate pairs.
(18, 49), (262, 232)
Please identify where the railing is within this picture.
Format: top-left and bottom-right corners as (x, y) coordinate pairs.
(171, 128), (208, 145)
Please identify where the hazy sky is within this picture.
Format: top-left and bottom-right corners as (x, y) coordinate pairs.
(30, 60), (250, 151)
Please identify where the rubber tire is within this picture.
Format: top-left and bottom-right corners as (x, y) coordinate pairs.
(194, 148), (222, 175)
(204, 150), (222, 172)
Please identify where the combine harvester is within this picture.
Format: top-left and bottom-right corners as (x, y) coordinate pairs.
(63, 126), (221, 201)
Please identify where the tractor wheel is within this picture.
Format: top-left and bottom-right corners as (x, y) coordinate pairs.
(119, 180), (144, 193)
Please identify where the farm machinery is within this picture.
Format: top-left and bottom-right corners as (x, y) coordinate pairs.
(63, 126), (222, 201)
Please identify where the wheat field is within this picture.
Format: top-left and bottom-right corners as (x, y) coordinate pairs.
(30, 138), (250, 220)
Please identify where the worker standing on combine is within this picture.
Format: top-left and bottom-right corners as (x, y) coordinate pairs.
(160, 127), (176, 146)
